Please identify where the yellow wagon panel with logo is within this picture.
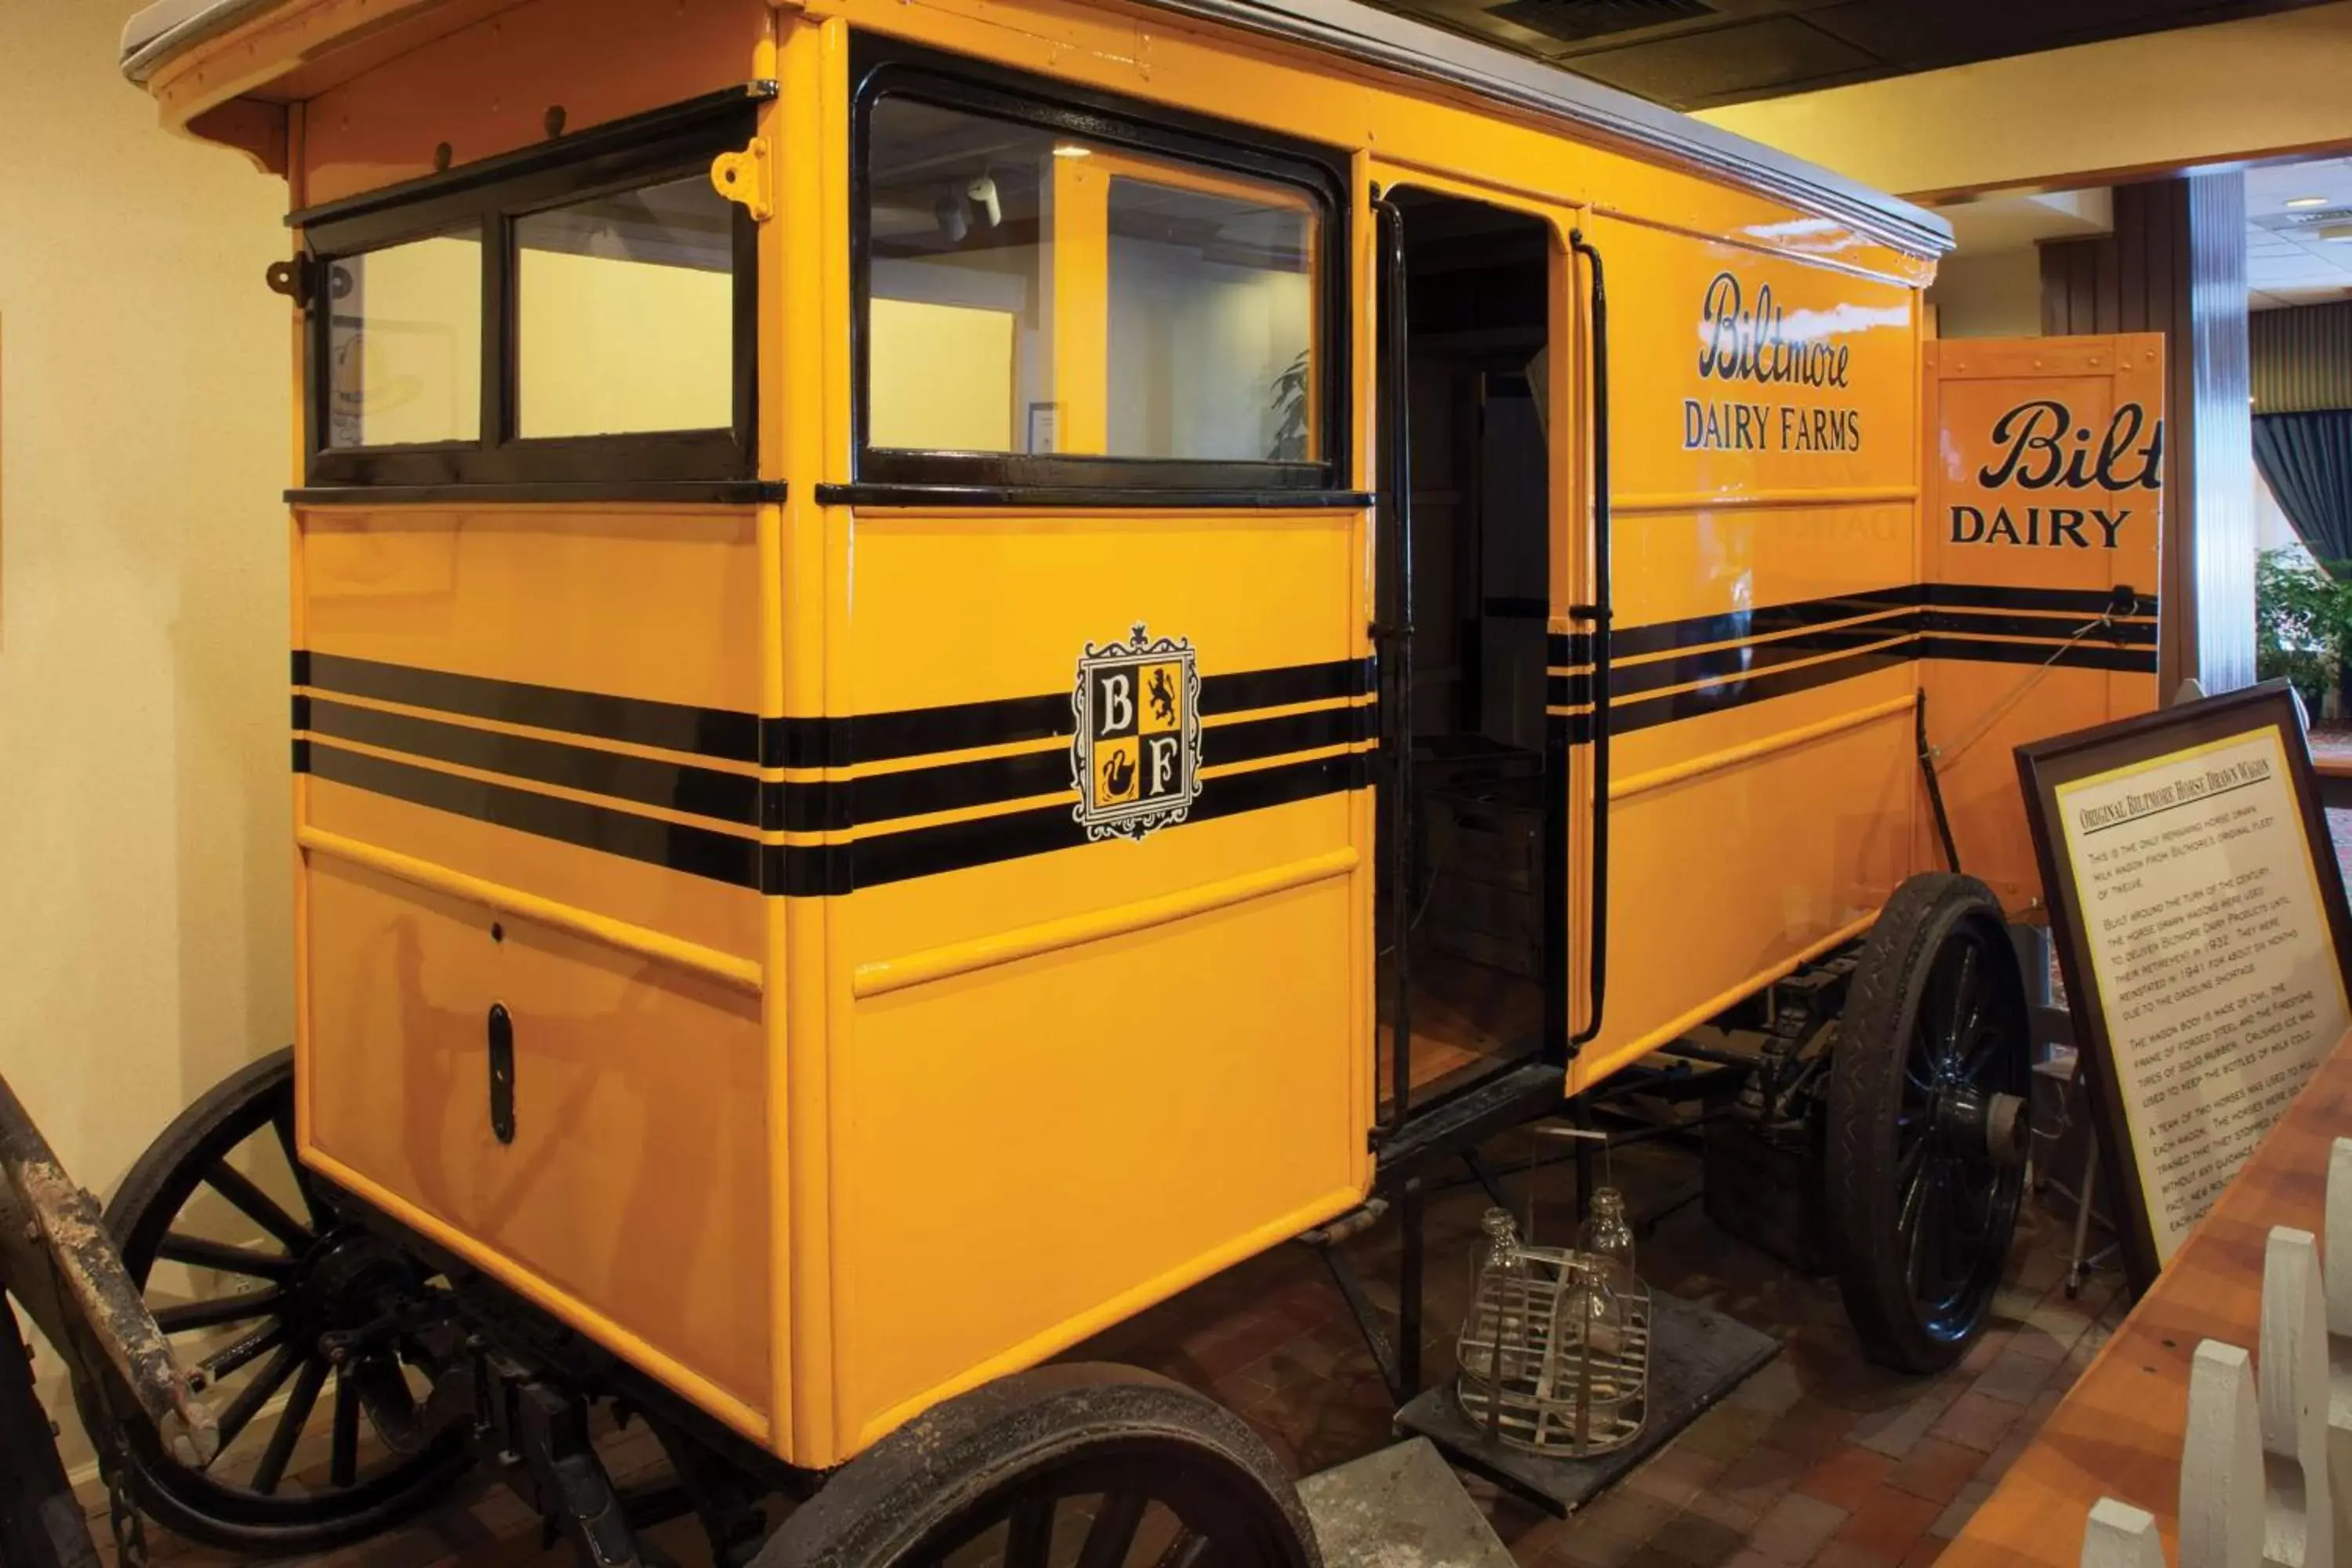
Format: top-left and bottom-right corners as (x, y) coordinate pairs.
(825, 505), (1370, 1446)
(1570, 214), (1924, 1088)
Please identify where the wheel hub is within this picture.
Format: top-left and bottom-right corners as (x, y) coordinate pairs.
(1932, 1083), (2029, 1170)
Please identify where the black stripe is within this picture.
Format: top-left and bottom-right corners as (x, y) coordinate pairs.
(838, 751), (1367, 890)
(307, 699), (761, 826)
(1920, 635), (2158, 674)
(303, 653), (760, 764)
(846, 702), (1368, 828)
(855, 748), (1072, 824)
(1200, 659), (1371, 714)
(1610, 641), (1916, 735)
(850, 693), (1073, 765)
(1204, 703), (1368, 764)
(1922, 582), (2156, 619)
(1548, 673), (1594, 708)
(306, 742), (764, 888)
(1610, 587), (1917, 660)
(1612, 621), (1919, 700)
(291, 694), (312, 731)
(1545, 633), (1595, 668)
(1921, 608), (2158, 647)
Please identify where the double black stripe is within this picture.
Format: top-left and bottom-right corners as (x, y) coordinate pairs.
(298, 652), (1376, 891)
(304, 695), (763, 826)
(301, 739), (1368, 895)
(307, 743), (766, 888)
(296, 652), (762, 764)
(1541, 583), (2157, 671)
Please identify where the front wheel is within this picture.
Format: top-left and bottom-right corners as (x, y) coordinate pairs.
(75, 1050), (472, 1555)
(757, 1364), (1320, 1568)
(1827, 874), (2032, 1373)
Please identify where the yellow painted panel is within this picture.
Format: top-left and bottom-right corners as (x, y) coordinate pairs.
(833, 870), (1359, 1446)
(303, 776), (764, 960)
(296, 0), (772, 205)
(1573, 665), (1919, 1087)
(842, 509), (1361, 714)
(1588, 213), (1920, 508)
(1606, 501), (1914, 673)
(301, 507), (764, 714)
(302, 854), (772, 1422)
(869, 299), (1018, 451)
(1920, 334), (2167, 912)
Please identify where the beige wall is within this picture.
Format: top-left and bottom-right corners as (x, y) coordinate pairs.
(1, 3), (292, 1465)
(1926, 249), (2045, 341)
(1698, 2), (2352, 200)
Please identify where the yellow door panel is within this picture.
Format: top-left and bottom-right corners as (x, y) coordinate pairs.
(832, 869), (1361, 1447)
(302, 855), (774, 1434)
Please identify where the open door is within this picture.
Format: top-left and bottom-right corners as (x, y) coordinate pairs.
(1373, 185), (1568, 1126)
(1919, 334), (2166, 912)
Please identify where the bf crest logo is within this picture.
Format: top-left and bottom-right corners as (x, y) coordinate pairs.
(1072, 624), (1202, 842)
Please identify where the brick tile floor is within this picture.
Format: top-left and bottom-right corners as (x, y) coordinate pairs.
(91, 1128), (2129, 1568)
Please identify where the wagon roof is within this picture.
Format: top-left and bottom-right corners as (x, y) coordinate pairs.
(121, 0), (1952, 261)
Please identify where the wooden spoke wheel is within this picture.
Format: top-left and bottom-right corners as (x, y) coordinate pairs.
(76, 1050), (470, 1555)
(759, 1365), (1321, 1568)
(1828, 874), (2033, 1374)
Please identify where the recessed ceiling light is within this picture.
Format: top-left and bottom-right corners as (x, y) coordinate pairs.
(1053, 143), (1091, 160)
(2287, 195), (2330, 209)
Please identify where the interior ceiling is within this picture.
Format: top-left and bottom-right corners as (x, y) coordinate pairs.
(1354, 0), (2333, 111)
(2248, 154), (2352, 309)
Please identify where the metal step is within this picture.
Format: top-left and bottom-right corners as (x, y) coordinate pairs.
(1374, 1060), (1565, 1179)
(1298, 1437), (1515, 1568)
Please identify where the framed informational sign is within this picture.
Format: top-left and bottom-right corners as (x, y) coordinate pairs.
(2017, 682), (2352, 1292)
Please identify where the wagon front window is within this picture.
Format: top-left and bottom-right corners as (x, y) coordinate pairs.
(324, 227), (483, 450)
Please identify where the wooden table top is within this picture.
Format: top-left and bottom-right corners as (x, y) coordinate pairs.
(1943, 1028), (2352, 1568)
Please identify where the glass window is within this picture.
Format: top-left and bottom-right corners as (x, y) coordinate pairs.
(864, 97), (1323, 466)
(1106, 174), (1316, 463)
(866, 100), (1055, 454)
(516, 176), (737, 439)
(325, 228), (483, 449)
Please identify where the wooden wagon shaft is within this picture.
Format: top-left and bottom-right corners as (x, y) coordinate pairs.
(0, 1071), (219, 1466)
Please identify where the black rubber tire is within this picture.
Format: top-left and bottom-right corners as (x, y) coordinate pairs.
(74, 1050), (471, 1556)
(1827, 874), (2031, 1374)
(757, 1364), (1321, 1568)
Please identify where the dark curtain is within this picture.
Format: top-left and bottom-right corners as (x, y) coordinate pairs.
(2254, 410), (2352, 567)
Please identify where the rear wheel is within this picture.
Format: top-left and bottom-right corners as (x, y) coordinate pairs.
(1828, 874), (2032, 1373)
(759, 1364), (1319, 1568)
(77, 1050), (470, 1555)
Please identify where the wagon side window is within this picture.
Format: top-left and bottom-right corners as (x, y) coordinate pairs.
(325, 227), (484, 450)
(516, 176), (737, 439)
(853, 53), (1349, 499)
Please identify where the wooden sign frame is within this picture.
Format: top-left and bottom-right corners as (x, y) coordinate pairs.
(2016, 681), (2352, 1294)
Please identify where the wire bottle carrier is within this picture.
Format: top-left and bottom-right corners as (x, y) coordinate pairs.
(1455, 1128), (1650, 1456)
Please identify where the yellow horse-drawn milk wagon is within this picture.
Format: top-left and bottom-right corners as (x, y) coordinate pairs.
(74, 0), (2164, 1556)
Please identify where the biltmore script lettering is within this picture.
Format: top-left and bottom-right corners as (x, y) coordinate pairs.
(1950, 399), (2161, 551)
(1683, 271), (1864, 455)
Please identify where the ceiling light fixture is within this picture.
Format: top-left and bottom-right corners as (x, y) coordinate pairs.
(1053, 143), (1091, 160)
(2286, 195), (2329, 209)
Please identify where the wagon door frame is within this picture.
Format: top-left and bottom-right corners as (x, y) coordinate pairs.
(1363, 165), (1595, 1151)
